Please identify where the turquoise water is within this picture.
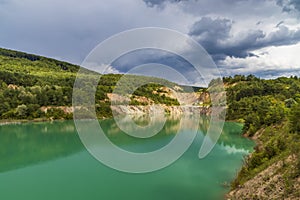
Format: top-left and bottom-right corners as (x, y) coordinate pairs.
(0, 118), (254, 200)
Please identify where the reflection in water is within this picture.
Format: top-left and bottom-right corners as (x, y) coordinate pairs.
(219, 143), (251, 154)
(0, 117), (254, 200)
(0, 121), (83, 173)
(0, 117), (253, 173)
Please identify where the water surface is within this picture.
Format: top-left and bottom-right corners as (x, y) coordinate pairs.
(0, 117), (254, 200)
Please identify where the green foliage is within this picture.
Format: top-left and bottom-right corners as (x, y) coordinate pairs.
(0, 48), (79, 119)
(231, 123), (298, 189)
(131, 83), (179, 106)
(0, 48), (182, 120)
(289, 103), (300, 133)
(129, 98), (148, 106)
(223, 75), (300, 193)
(224, 75), (300, 134)
(95, 101), (112, 118)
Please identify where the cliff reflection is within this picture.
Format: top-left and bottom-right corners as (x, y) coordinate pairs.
(0, 121), (83, 173)
(0, 116), (253, 173)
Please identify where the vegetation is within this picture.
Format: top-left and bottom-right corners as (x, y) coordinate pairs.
(130, 83), (179, 106)
(1, 47), (300, 198)
(0, 48), (78, 120)
(0, 48), (181, 120)
(0, 121), (83, 173)
(225, 75), (299, 135)
(222, 75), (300, 198)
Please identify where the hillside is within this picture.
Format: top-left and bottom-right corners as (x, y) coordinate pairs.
(223, 75), (300, 199)
(0, 48), (205, 121)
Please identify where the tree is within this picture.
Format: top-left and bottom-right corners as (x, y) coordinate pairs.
(16, 104), (28, 118)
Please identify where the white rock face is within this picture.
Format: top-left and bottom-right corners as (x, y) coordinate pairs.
(110, 105), (211, 116)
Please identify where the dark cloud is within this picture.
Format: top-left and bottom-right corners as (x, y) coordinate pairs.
(111, 49), (194, 74)
(220, 67), (300, 79)
(143, 0), (185, 7)
(189, 17), (261, 59)
(110, 48), (204, 85)
(189, 17), (233, 60)
(0, 0), (190, 64)
(276, 0), (300, 12)
(248, 68), (300, 79)
(262, 25), (300, 46)
(189, 17), (300, 62)
(275, 20), (284, 27)
(1, 0), (300, 80)
(189, 17), (232, 40)
(256, 21), (263, 25)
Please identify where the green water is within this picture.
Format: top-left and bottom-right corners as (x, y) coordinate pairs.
(0, 118), (254, 200)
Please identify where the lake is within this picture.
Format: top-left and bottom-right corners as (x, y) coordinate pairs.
(0, 117), (254, 200)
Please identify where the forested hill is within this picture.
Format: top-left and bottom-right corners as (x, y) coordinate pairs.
(0, 47), (79, 90)
(0, 47), (79, 73)
(224, 75), (300, 135)
(224, 75), (300, 199)
(0, 48), (186, 120)
(0, 48), (80, 120)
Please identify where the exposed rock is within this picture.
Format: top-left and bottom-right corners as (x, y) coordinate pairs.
(7, 84), (19, 90)
(228, 155), (300, 200)
(40, 106), (74, 114)
(107, 93), (130, 104)
(110, 105), (211, 116)
(107, 89), (212, 116)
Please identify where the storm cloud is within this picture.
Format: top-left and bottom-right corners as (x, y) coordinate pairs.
(143, 0), (184, 7)
(277, 0), (300, 12)
(189, 16), (300, 62)
(1, 0), (300, 80)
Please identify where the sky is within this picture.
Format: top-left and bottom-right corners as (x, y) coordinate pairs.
(1, 0), (300, 83)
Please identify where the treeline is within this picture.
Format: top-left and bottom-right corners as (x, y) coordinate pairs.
(0, 83), (73, 119)
(0, 48), (79, 72)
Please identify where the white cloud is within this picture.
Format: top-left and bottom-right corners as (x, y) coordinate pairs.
(220, 42), (300, 77)
(103, 65), (121, 74)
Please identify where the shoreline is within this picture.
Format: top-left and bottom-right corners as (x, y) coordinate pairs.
(1, 115), (256, 199)
(225, 122), (300, 199)
(0, 104), (212, 124)
(225, 130), (258, 199)
(0, 118), (67, 126)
